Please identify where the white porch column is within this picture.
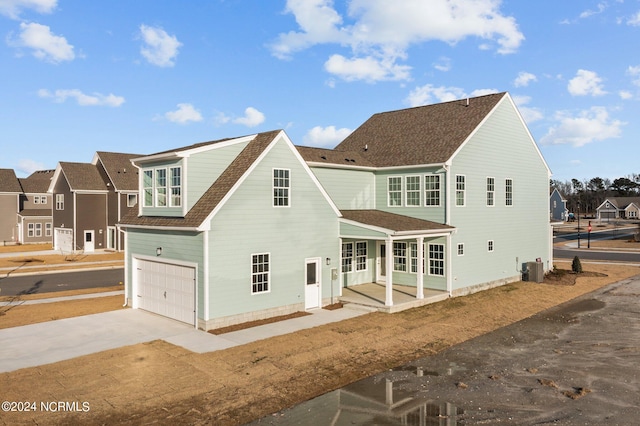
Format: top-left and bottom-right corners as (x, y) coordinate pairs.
(416, 236), (424, 299)
(385, 237), (393, 306)
(446, 232), (453, 296)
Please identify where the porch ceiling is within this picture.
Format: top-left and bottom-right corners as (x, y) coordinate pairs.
(339, 209), (454, 238)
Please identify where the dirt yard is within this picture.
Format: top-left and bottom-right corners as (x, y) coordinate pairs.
(1, 259), (639, 425)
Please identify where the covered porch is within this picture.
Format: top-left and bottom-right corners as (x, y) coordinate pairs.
(339, 282), (449, 313)
(339, 210), (455, 311)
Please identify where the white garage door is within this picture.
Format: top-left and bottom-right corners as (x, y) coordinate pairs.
(55, 229), (73, 252)
(136, 259), (196, 326)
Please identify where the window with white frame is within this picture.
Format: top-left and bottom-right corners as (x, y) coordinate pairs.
(45, 223), (52, 237)
(425, 174), (440, 206)
(143, 170), (153, 207)
(156, 168), (167, 207)
(40, 196), (47, 204)
(28, 223), (34, 237)
(409, 242), (426, 274)
(251, 253), (270, 294)
(405, 176), (420, 206)
(488, 240), (494, 252)
(273, 169), (290, 207)
(355, 241), (367, 271)
(388, 177), (402, 206)
(34, 196), (40, 204)
(35, 223), (42, 237)
(457, 243), (464, 256)
(170, 167), (181, 207)
(55, 194), (64, 210)
(456, 175), (465, 206)
(505, 178), (513, 206)
(486, 177), (495, 206)
(393, 242), (407, 272)
(127, 193), (138, 208)
(428, 244), (445, 276)
(341, 242), (353, 273)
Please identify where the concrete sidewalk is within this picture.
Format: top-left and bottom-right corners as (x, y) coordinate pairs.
(0, 305), (367, 373)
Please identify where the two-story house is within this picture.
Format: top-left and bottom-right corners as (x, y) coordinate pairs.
(0, 168), (22, 244)
(119, 131), (341, 330)
(17, 169), (55, 244)
(120, 92), (551, 331)
(299, 92), (552, 299)
(549, 188), (569, 222)
(48, 152), (141, 253)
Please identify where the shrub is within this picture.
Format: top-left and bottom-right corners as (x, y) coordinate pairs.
(572, 256), (583, 273)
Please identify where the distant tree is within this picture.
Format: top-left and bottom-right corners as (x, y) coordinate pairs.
(611, 177), (638, 196)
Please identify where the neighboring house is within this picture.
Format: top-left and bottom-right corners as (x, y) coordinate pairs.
(549, 188), (569, 222)
(298, 92), (552, 300)
(119, 130), (341, 330)
(596, 197), (640, 220)
(17, 170), (54, 244)
(119, 92), (552, 331)
(0, 168), (22, 244)
(48, 152), (141, 253)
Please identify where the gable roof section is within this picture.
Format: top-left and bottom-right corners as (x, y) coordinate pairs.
(19, 169), (55, 193)
(598, 197), (640, 210)
(329, 92), (507, 168)
(120, 131), (281, 229)
(94, 152), (141, 191)
(340, 210), (454, 236)
(0, 169), (22, 193)
(53, 162), (108, 192)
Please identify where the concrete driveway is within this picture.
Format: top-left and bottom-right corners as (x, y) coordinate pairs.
(0, 306), (365, 373)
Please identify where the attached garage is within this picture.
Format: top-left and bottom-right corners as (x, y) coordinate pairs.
(134, 258), (196, 326)
(54, 228), (73, 252)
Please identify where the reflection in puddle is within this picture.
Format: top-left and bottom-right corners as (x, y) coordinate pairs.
(250, 373), (464, 425)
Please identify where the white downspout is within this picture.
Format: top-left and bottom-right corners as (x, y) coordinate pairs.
(385, 237), (393, 306)
(122, 229), (128, 307)
(203, 229), (209, 328)
(416, 236), (424, 299)
(446, 232), (453, 296)
(444, 163), (451, 225)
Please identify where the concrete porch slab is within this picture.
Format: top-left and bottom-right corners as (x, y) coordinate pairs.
(339, 283), (449, 313)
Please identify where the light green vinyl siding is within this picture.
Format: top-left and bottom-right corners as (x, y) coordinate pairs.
(125, 228), (205, 317)
(449, 97), (550, 290)
(340, 239), (375, 286)
(309, 167), (375, 209)
(207, 136), (340, 319)
(185, 140), (250, 211)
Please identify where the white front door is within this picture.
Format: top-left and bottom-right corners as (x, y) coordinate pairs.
(305, 258), (321, 310)
(84, 230), (95, 252)
(376, 241), (387, 283)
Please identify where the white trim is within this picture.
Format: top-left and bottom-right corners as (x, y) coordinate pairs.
(505, 178), (513, 207)
(404, 175), (421, 207)
(272, 167), (291, 208)
(203, 229), (209, 321)
(457, 242), (465, 256)
(487, 240), (494, 252)
(387, 175), (403, 207)
(427, 243), (445, 277)
(424, 173), (441, 207)
(304, 257), (322, 310)
(304, 161), (447, 172)
(454, 174), (466, 207)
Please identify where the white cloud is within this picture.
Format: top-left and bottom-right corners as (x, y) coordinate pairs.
(232, 107), (265, 127)
(38, 88), (125, 106)
(513, 71), (537, 87)
(627, 65), (640, 86)
(512, 95), (543, 124)
(578, 2), (607, 19)
(303, 125), (352, 147)
(13, 22), (74, 63)
(568, 69), (607, 96)
(540, 107), (624, 147)
(164, 103), (202, 124)
(433, 57), (451, 72)
(0, 0), (56, 19)
(17, 158), (46, 175)
(405, 84), (497, 107)
(139, 24), (182, 67)
(626, 11), (640, 26)
(271, 0), (524, 82)
(324, 54), (410, 82)
(619, 90), (633, 100)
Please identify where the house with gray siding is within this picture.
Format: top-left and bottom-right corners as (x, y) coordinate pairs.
(549, 188), (569, 222)
(119, 130), (341, 330)
(0, 169), (22, 244)
(18, 169), (54, 244)
(119, 92), (552, 331)
(298, 92), (552, 300)
(596, 197), (640, 220)
(48, 151), (140, 253)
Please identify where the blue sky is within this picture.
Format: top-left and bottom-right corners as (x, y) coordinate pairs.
(1, 1), (639, 183)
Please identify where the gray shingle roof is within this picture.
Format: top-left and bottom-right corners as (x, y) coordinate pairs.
(603, 197), (640, 209)
(19, 170), (55, 193)
(18, 209), (51, 217)
(0, 169), (22, 193)
(341, 210), (454, 233)
(60, 162), (108, 191)
(299, 92), (506, 168)
(120, 130), (282, 229)
(96, 152), (141, 191)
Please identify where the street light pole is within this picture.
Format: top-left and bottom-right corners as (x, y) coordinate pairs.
(577, 202), (581, 249)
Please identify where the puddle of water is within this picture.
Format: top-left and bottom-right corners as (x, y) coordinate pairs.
(249, 374), (464, 425)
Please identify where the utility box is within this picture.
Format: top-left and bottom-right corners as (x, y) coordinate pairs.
(526, 261), (544, 283)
